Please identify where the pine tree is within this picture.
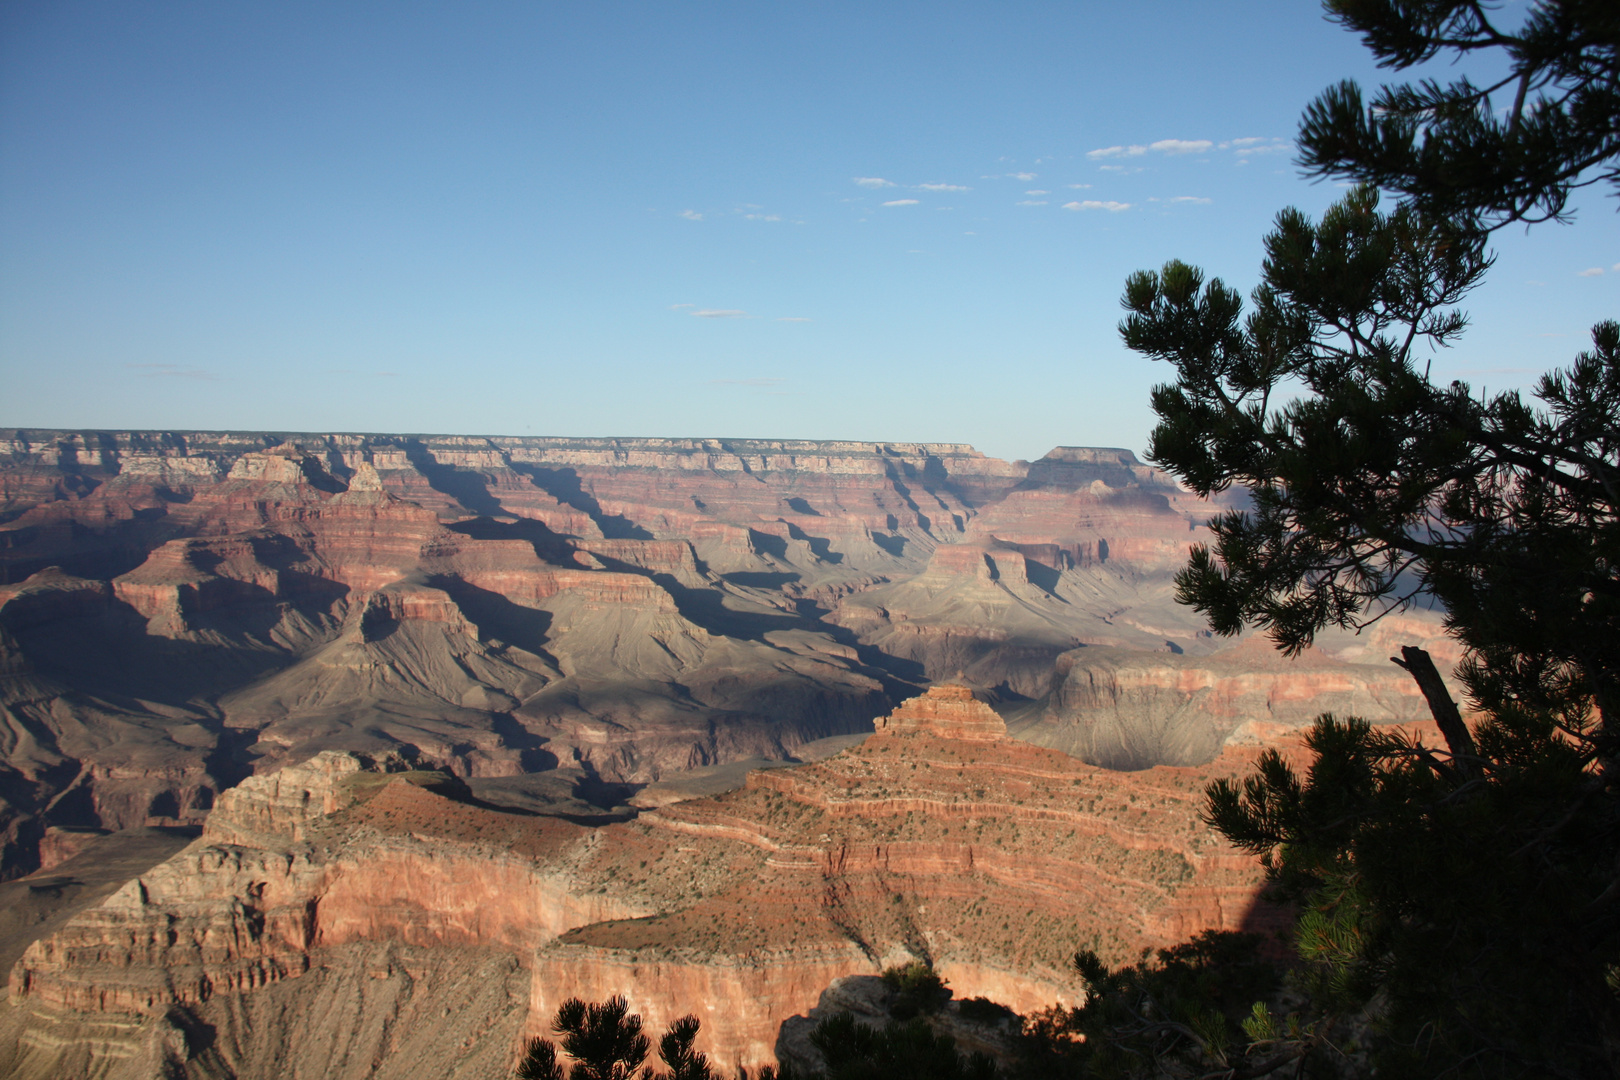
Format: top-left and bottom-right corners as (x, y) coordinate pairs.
(1297, 0), (1620, 234)
(1112, 2), (1620, 1076)
(514, 999), (725, 1080)
(1124, 182), (1620, 1079)
(655, 1015), (716, 1080)
(1126, 188), (1619, 738)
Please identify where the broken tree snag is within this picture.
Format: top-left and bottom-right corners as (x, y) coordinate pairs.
(1391, 645), (1477, 771)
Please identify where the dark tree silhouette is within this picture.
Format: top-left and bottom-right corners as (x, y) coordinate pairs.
(1127, 189), (1619, 738)
(515, 1036), (565, 1080)
(808, 1011), (998, 1080)
(553, 996), (651, 1080)
(1103, 1), (1620, 1076)
(654, 1015), (715, 1080)
(514, 998), (733, 1080)
(1298, 0), (1620, 234)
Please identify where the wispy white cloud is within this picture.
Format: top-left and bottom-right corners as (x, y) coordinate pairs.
(1016, 200), (1048, 206)
(679, 209), (703, 221)
(854, 177), (894, 187)
(1087, 145), (1148, 160)
(127, 363), (218, 380)
(882, 198), (919, 207)
(1010, 171), (1037, 181)
(1614, 262), (1620, 271)
(710, 377), (786, 386)
(916, 182), (971, 192)
(1225, 138), (1292, 156)
(1579, 267), (1605, 277)
(1150, 139), (1212, 154)
(743, 213), (782, 221)
(1064, 200), (1132, 212)
(1091, 137), (1289, 162)
(669, 303), (695, 309)
(1067, 183), (1092, 189)
(777, 317), (812, 322)
(692, 309), (748, 318)
(1025, 189), (1049, 195)
(1098, 165), (1143, 174)
(1168, 196), (1213, 205)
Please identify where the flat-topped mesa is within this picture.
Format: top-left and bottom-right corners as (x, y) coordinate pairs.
(1020, 446), (1173, 492)
(1043, 446), (1141, 465)
(876, 684), (1007, 740)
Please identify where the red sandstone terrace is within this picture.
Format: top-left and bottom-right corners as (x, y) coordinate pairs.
(1, 688), (1300, 1077)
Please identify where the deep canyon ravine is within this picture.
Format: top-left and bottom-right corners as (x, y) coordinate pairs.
(0, 431), (1458, 1077)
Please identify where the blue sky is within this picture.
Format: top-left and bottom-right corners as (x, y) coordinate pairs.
(2, 1), (1615, 463)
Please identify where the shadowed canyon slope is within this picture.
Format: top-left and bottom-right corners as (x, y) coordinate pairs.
(0, 430), (1452, 879)
(2, 689), (1295, 1078)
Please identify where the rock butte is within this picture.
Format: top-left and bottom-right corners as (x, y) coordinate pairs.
(0, 431), (1462, 1075)
(877, 684), (1008, 740)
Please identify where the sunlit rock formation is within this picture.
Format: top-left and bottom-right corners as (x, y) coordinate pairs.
(3, 687), (1295, 1077)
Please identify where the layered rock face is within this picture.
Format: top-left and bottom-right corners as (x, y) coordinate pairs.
(876, 683), (1008, 739)
(5, 690), (1294, 1077)
(0, 430), (1455, 879)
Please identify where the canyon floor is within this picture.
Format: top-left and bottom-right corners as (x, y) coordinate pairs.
(0, 431), (1457, 1076)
